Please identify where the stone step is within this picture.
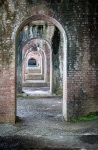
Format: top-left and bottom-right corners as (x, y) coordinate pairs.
(25, 74), (44, 80)
(25, 69), (41, 74)
(23, 80), (49, 87)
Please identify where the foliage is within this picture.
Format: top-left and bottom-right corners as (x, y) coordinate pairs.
(70, 112), (98, 122)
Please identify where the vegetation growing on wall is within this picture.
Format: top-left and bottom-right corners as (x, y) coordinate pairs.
(70, 112), (98, 122)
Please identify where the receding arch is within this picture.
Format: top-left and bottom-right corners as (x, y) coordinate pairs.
(15, 14), (67, 120)
(22, 38), (51, 84)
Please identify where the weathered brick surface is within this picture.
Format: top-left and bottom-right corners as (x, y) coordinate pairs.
(0, 69), (15, 123)
(0, 0), (98, 122)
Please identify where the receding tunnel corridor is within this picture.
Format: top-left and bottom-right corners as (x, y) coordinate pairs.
(16, 18), (67, 119)
(17, 19), (64, 97)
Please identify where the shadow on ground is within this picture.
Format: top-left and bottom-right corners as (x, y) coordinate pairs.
(80, 135), (98, 144)
(0, 135), (80, 150)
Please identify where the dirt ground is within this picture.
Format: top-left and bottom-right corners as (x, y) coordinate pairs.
(0, 96), (98, 150)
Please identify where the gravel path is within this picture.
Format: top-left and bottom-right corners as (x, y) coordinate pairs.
(0, 97), (98, 149)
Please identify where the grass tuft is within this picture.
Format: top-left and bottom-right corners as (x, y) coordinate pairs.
(70, 112), (98, 122)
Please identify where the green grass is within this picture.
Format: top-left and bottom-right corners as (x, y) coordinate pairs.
(70, 112), (98, 122)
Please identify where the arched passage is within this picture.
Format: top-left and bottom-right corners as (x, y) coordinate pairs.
(21, 38), (51, 94)
(28, 58), (37, 67)
(22, 38), (50, 83)
(15, 15), (67, 120)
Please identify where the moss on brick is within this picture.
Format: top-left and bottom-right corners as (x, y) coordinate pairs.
(70, 112), (98, 122)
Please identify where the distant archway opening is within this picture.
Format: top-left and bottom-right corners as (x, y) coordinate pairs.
(28, 58), (37, 67)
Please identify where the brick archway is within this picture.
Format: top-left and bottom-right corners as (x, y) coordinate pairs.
(16, 15), (67, 120)
(22, 38), (51, 87)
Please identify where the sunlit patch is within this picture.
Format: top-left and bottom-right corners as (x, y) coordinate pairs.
(58, 102), (62, 103)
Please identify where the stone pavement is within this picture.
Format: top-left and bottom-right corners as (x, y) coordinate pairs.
(0, 97), (98, 150)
